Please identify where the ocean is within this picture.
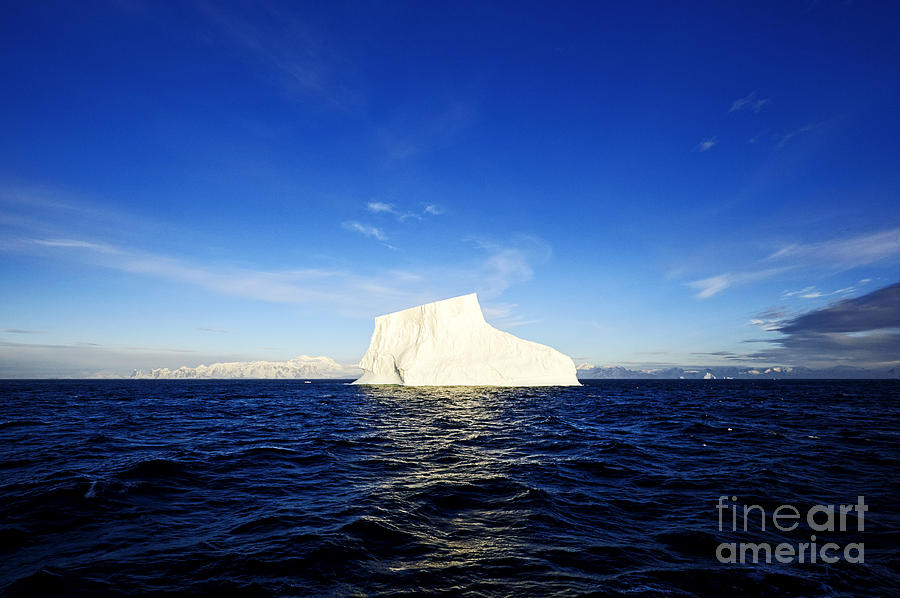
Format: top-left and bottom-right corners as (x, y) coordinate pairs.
(1, 379), (898, 596)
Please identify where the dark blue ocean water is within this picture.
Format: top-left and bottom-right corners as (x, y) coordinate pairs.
(0, 380), (898, 596)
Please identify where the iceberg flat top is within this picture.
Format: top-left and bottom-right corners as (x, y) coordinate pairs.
(353, 293), (580, 386)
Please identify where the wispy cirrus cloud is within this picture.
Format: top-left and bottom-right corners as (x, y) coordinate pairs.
(688, 274), (730, 299)
(729, 91), (771, 113)
(1, 328), (47, 334)
(375, 100), (478, 165)
(748, 306), (792, 332)
(0, 339), (193, 353)
(195, 0), (359, 108)
(795, 286), (856, 299)
(749, 319), (782, 332)
(777, 123), (820, 148)
(351, 201), (446, 246)
(767, 228), (900, 268)
(197, 327), (229, 333)
(688, 230), (900, 299)
(341, 221), (387, 241)
(783, 285), (815, 297)
(696, 137), (718, 152)
(482, 302), (540, 328)
(364, 201), (444, 222)
(465, 235), (551, 299)
(688, 268), (786, 299)
(782, 282), (865, 299)
(366, 201), (394, 214)
(34, 238), (121, 253)
(10, 231), (547, 318)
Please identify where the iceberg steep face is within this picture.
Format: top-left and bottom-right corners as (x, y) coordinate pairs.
(354, 293), (580, 386)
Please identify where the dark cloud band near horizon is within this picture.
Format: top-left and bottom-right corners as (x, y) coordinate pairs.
(752, 282), (900, 367)
(778, 282), (900, 334)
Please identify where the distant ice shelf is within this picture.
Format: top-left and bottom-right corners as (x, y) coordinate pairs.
(353, 293), (580, 386)
(131, 355), (360, 379)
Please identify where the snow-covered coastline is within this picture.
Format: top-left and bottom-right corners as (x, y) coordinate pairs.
(131, 355), (361, 379)
(574, 363), (900, 379)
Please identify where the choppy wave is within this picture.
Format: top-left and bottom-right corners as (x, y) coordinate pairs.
(1, 379), (898, 596)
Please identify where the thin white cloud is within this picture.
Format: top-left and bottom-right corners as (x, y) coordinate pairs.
(366, 201), (394, 214)
(195, 1), (359, 108)
(696, 137), (718, 152)
(197, 327), (230, 333)
(15, 233), (547, 318)
(729, 92), (771, 113)
(747, 307), (792, 333)
(341, 221), (387, 241)
(768, 228), (900, 269)
(689, 274), (730, 299)
(777, 123), (819, 148)
(377, 101), (477, 163)
(499, 318), (540, 328)
(34, 238), (121, 253)
(3, 182), (539, 321)
(481, 303), (515, 320)
(387, 269), (423, 283)
(783, 286), (815, 297)
(1, 328), (47, 334)
(688, 268), (787, 299)
(482, 302), (540, 328)
(749, 318), (781, 332)
(124, 346), (197, 353)
(687, 230), (899, 300)
(465, 235), (551, 298)
(364, 201), (443, 221)
(785, 285), (856, 299)
(796, 286), (858, 299)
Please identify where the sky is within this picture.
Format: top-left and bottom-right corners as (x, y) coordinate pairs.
(1, 1), (899, 377)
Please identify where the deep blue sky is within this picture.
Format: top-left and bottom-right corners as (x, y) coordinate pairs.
(2, 1), (899, 376)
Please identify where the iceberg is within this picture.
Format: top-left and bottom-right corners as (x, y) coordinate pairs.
(353, 293), (580, 386)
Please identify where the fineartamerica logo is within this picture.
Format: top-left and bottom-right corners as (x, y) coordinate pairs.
(714, 495), (867, 564)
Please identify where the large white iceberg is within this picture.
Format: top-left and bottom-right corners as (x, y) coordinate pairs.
(353, 293), (580, 386)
